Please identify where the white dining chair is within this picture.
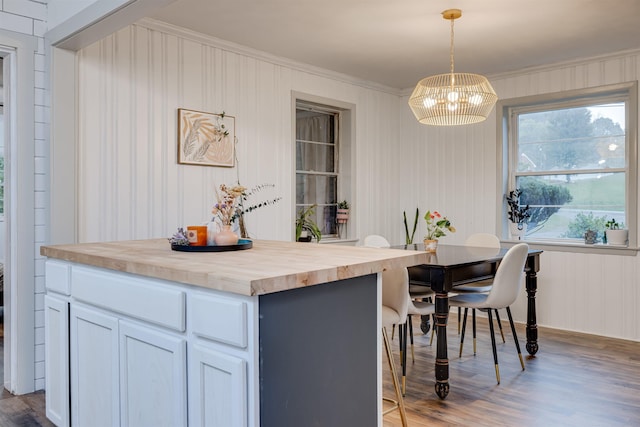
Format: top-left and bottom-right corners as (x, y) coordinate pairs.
(448, 243), (529, 384)
(363, 234), (391, 248)
(457, 233), (506, 357)
(380, 268), (409, 426)
(363, 234), (434, 337)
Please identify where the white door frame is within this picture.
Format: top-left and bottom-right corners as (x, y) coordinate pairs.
(1, 29), (37, 394)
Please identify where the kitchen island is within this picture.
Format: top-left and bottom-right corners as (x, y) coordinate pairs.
(41, 238), (426, 427)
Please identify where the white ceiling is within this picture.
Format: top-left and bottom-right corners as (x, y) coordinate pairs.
(150, 0), (640, 90)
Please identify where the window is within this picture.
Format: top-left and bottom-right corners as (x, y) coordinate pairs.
(500, 82), (637, 246)
(295, 101), (344, 239)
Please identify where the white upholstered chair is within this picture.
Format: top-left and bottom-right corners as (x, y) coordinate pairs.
(363, 234), (391, 248)
(363, 234), (434, 336)
(457, 233), (507, 356)
(448, 243), (529, 384)
(381, 268), (409, 426)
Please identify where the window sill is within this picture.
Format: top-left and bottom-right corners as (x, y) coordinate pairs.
(318, 238), (359, 246)
(501, 238), (639, 256)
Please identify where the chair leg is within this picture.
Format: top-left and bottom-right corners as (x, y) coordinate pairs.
(487, 309), (500, 384)
(506, 307), (526, 371)
(382, 327), (408, 427)
(400, 323), (408, 396)
(495, 309), (506, 343)
(391, 324), (395, 340)
(408, 315), (415, 363)
(459, 307), (468, 357)
(472, 309), (477, 355)
(458, 307), (462, 334)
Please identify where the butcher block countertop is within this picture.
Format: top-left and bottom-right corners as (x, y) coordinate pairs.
(40, 238), (428, 296)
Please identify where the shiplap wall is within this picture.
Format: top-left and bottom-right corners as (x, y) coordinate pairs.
(398, 52), (640, 341)
(77, 21), (640, 341)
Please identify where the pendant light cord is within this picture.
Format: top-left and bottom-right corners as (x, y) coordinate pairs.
(450, 16), (455, 75)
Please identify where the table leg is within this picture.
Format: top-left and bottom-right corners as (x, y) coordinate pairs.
(434, 291), (450, 399)
(525, 256), (539, 355)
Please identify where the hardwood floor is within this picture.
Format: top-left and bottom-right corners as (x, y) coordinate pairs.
(0, 322), (54, 427)
(383, 315), (640, 426)
(0, 315), (638, 426)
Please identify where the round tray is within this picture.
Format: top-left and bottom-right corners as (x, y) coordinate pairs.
(171, 239), (253, 252)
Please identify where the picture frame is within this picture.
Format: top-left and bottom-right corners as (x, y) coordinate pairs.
(177, 108), (235, 167)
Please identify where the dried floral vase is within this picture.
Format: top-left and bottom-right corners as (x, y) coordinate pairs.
(207, 221), (221, 246)
(509, 223), (527, 240)
(214, 225), (239, 246)
(423, 239), (438, 252)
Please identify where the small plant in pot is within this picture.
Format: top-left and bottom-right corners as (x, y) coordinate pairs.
(295, 204), (322, 242)
(604, 218), (628, 246)
(423, 210), (455, 252)
(336, 200), (350, 224)
(506, 189), (531, 240)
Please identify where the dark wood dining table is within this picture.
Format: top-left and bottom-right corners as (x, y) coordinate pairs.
(392, 243), (542, 399)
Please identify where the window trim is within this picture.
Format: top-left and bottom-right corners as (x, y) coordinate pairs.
(496, 81), (638, 252)
(292, 92), (356, 242)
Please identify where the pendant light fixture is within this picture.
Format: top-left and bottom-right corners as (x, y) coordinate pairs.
(408, 9), (498, 126)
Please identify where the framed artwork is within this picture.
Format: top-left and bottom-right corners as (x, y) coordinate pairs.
(177, 108), (235, 167)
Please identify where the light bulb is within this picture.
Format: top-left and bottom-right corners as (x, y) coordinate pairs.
(447, 91), (459, 102)
(447, 102), (458, 112)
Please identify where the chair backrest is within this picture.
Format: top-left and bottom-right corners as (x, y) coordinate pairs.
(381, 268), (409, 327)
(363, 234), (391, 248)
(465, 233), (500, 249)
(484, 243), (529, 309)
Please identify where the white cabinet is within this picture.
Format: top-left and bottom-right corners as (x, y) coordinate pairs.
(44, 295), (69, 427)
(70, 304), (119, 427)
(119, 321), (187, 427)
(45, 261), (254, 426)
(188, 343), (247, 427)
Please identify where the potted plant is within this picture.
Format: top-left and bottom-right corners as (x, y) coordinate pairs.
(604, 218), (628, 246)
(404, 207), (419, 244)
(423, 210), (455, 252)
(506, 189), (531, 240)
(336, 200), (350, 224)
(295, 204), (322, 242)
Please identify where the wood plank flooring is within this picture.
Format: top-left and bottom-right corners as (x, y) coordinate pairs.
(383, 315), (640, 426)
(0, 322), (55, 427)
(0, 315), (639, 426)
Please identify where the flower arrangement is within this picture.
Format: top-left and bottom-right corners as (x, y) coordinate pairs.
(212, 183), (246, 226)
(506, 189), (531, 227)
(424, 210), (456, 240)
(168, 227), (190, 246)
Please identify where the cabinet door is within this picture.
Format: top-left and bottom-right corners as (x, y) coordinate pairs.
(70, 304), (120, 427)
(119, 321), (187, 427)
(188, 343), (247, 427)
(44, 295), (69, 427)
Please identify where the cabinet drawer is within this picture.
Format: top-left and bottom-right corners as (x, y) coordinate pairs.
(190, 293), (247, 348)
(72, 266), (186, 332)
(46, 260), (71, 295)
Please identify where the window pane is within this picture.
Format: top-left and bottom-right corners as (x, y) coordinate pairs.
(296, 173), (337, 205)
(517, 104), (626, 172)
(516, 173), (625, 239)
(296, 111), (335, 143)
(296, 141), (335, 172)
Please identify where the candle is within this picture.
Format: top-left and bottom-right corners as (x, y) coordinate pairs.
(187, 226), (208, 246)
